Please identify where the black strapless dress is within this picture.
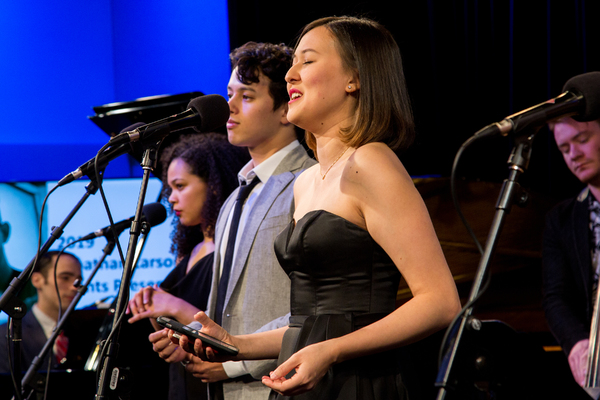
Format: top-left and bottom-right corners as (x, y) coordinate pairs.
(270, 210), (407, 400)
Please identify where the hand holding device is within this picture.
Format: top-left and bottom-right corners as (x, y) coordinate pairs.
(156, 316), (239, 356)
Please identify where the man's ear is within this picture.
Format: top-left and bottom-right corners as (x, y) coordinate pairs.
(31, 271), (45, 289)
(279, 104), (292, 126)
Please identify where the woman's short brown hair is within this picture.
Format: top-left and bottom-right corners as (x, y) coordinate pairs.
(297, 16), (415, 153)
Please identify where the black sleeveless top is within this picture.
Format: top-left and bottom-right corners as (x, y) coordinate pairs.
(160, 252), (213, 400)
(160, 252), (213, 311)
(271, 210), (407, 400)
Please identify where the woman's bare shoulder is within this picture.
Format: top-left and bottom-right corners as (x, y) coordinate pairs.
(344, 142), (411, 188)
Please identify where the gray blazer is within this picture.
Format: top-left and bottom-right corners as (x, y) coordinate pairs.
(207, 145), (314, 400)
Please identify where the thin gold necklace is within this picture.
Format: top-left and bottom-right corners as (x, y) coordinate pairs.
(320, 147), (349, 180)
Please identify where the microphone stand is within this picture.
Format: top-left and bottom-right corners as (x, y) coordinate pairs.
(17, 237), (118, 400)
(435, 132), (536, 399)
(1, 180), (99, 397)
(95, 144), (159, 400)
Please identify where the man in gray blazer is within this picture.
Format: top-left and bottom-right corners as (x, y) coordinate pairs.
(201, 41), (314, 400)
(150, 42), (314, 400)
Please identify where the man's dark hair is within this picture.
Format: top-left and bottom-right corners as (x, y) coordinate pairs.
(230, 41), (293, 112)
(34, 251), (81, 278)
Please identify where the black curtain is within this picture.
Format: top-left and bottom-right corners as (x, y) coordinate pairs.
(228, 0), (600, 201)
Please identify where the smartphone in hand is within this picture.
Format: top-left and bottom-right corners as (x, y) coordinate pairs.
(156, 316), (239, 356)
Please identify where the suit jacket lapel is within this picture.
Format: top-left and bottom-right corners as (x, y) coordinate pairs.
(225, 171), (294, 303)
(222, 145), (309, 309)
(207, 193), (236, 316)
(214, 195), (236, 260)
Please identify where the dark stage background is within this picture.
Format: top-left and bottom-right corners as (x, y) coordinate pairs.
(224, 2), (600, 397)
(228, 0), (599, 202)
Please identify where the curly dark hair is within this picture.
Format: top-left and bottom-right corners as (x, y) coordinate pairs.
(230, 41), (293, 112)
(160, 133), (250, 258)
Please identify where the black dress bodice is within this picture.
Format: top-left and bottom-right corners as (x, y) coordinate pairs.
(275, 209), (401, 317)
(271, 210), (406, 400)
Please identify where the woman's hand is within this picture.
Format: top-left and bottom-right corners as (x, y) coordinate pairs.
(261, 342), (335, 396)
(169, 311), (238, 362)
(128, 285), (175, 323)
(127, 284), (157, 319)
(149, 328), (187, 363)
(127, 285), (198, 326)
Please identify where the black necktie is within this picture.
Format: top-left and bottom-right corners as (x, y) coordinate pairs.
(214, 177), (260, 325)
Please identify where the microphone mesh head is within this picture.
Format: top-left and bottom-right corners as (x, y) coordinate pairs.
(187, 94), (230, 132)
(142, 202), (167, 227)
(562, 71), (600, 122)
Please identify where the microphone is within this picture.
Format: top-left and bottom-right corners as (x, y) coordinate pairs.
(475, 71), (600, 138)
(80, 202), (167, 241)
(108, 94), (230, 146)
(57, 122), (147, 186)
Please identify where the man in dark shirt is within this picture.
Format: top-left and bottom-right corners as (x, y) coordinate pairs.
(543, 116), (600, 387)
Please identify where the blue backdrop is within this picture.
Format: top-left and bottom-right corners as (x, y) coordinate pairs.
(0, 0), (230, 182)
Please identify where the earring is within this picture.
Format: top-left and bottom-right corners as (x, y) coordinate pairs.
(348, 85), (352, 89)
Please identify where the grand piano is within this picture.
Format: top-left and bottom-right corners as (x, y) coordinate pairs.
(405, 177), (589, 399)
(408, 177), (553, 331)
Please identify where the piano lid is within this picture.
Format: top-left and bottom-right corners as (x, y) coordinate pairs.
(87, 91), (229, 179)
(88, 91), (204, 138)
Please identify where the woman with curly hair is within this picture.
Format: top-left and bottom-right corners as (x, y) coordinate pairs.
(128, 132), (249, 400)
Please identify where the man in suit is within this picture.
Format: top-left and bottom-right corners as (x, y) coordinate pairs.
(0, 250), (82, 374)
(149, 42), (315, 400)
(543, 116), (600, 388)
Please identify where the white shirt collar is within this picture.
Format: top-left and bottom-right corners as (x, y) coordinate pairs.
(237, 140), (300, 185)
